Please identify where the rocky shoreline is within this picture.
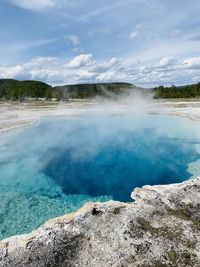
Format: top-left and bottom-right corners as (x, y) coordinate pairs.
(0, 177), (200, 267)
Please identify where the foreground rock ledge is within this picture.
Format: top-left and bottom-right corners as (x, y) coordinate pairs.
(1, 178), (200, 267)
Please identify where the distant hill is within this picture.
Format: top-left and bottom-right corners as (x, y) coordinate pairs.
(0, 79), (52, 99)
(1, 78), (199, 100)
(153, 83), (200, 98)
(54, 82), (135, 99)
(0, 80), (136, 100)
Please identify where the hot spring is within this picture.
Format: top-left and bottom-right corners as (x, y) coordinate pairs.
(0, 113), (200, 239)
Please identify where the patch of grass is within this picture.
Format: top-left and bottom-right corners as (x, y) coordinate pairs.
(137, 218), (154, 232)
(166, 249), (198, 267)
(153, 261), (168, 267)
(184, 239), (196, 250)
(168, 249), (178, 265)
(182, 250), (192, 265)
(168, 208), (191, 221)
(179, 250), (198, 266)
(192, 220), (200, 231)
(136, 217), (182, 241)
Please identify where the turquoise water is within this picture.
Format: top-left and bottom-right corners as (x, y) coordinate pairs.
(0, 114), (200, 239)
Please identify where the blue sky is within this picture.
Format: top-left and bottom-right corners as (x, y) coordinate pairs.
(0, 0), (200, 87)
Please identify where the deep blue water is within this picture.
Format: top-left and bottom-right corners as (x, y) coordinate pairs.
(43, 126), (197, 201)
(0, 114), (200, 239)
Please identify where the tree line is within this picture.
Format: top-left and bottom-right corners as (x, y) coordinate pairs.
(0, 80), (133, 100)
(154, 83), (200, 98)
(0, 79), (53, 100)
(1, 79), (200, 100)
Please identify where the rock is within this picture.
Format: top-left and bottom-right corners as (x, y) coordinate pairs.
(0, 242), (8, 260)
(1, 178), (200, 267)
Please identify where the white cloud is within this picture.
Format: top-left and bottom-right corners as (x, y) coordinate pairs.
(92, 57), (118, 72)
(96, 71), (126, 82)
(0, 65), (24, 78)
(24, 57), (59, 74)
(65, 54), (95, 69)
(129, 32), (139, 40)
(66, 34), (80, 46)
(129, 23), (148, 40)
(9, 0), (56, 11)
(76, 70), (96, 80)
(157, 56), (177, 68)
(183, 57), (200, 69)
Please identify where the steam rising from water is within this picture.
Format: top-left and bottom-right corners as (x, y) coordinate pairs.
(0, 95), (200, 239)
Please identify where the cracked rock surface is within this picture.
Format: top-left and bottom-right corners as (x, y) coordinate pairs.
(0, 178), (200, 267)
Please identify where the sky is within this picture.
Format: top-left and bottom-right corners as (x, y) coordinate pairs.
(0, 0), (200, 87)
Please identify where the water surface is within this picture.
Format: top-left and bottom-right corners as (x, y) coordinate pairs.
(0, 114), (200, 239)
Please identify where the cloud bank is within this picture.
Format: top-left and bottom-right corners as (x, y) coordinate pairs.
(0, 54), (200, 87)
